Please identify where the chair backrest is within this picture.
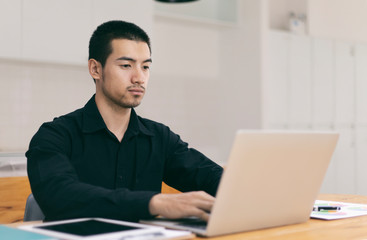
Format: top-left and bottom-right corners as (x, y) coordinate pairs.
(23, 193), (45, 221)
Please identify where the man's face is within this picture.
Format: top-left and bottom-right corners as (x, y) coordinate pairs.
(97, 39), (151, 109)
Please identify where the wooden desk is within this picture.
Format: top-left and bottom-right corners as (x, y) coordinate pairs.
(0, 176), (31, 223)
(197, 194), (367, 240)
(0, 176), (179, 224)
(7, 194), (367, 240)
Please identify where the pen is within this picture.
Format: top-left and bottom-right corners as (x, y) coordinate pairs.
(119, 231), (164, 240)
(313, 206), (341, 211)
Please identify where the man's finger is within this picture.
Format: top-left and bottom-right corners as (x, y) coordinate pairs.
(184, 206), (211, 222)
(187, 192), (215, 213)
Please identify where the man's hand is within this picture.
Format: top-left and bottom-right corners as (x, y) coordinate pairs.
(149, 191), (215, 221)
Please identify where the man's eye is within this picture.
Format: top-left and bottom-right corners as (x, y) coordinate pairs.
(143, 66), (150, 70)
(120, 64), (131, 68)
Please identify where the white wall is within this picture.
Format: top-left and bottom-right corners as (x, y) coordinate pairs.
(7, 0), (367, 171)
(0, 60), (94, 151)
(2, 0), (366, 193)
(138, 17), (223, 161)
(308, 0), (367, 43)
(216, 0), (265, 160)
(139, 0), (265, 164)
(0, 0), (153, 151)
(268, 0), (367, 44)
(1, 0), (266, 167)
(268, 0), (307, 31)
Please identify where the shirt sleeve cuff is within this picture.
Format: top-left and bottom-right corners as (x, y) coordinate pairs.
(118, 190), (159, 221)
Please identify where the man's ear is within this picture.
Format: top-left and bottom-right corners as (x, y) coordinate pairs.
(88, 59), (102, 81)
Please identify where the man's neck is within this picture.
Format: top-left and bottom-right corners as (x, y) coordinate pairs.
(95, 94), (131, 142)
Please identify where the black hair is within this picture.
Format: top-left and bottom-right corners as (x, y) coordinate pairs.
(88, 20), (151, 67)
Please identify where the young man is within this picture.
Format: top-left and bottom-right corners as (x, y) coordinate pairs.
(26, 20), (223, 222)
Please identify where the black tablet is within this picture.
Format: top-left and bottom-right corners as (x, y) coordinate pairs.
(19, 218), (164, 240)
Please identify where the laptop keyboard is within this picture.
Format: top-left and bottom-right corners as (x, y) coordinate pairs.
(177, 220), (207, 230)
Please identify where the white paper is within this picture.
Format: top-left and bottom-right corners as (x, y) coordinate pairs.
(311, 200), (367, 220)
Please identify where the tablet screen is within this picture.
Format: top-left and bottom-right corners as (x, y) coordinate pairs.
(35, 219), (142, 236)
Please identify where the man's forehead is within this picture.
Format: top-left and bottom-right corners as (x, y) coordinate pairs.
(111, 39), (149, 51)
(109, 39), (151, 61)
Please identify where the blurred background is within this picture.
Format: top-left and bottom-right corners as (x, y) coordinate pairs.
(1, 0), (367, 195)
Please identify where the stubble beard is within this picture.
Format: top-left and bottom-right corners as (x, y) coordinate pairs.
(102, 86), (143, 109)
(100, 78), (144, 110)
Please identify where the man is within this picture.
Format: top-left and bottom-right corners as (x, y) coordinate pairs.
(26, 20), (223, 222)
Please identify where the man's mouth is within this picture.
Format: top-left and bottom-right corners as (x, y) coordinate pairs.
(127, 86), (145, 95)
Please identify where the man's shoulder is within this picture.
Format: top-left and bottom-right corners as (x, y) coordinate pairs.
(135, 115), (177, 138)
(136, 115), (169, 131)
(135, 115), (183, 148)
(28, 107), (85, 151)
(38, 107), (84, 134)
(48, 107), (83, 124)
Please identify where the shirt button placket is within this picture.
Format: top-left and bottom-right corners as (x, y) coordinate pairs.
(116, 143), (126, 188)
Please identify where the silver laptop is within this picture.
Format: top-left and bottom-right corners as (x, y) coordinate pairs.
(142, 130), (339, 237)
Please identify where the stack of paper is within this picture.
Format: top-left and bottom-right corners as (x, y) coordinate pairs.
(311, 200), (367, 220)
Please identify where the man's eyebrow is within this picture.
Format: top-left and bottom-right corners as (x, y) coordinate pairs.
(115, 57), (152, 63)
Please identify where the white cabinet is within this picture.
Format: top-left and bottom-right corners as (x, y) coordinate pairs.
(265, 31), (313, 129)
(263, 30), (289, 128)
(22, 0), (93, 65)
(312, 38), (338, 194)
(320, 129), (356, 194)
(288, 35), (312, 128)
(334, 42), (355, 126)
(311, 38), (334, 127)
(355, 45), (367, 194)
(355, 44), (367, 125)
(0, 0), (153, 65)
(0, 0), (22, 59)
(356, 127), (367, 195)
(333, 128), (356, 194)
(265, 30), (367, 194)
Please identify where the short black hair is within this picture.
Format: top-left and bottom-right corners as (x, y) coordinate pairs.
(88, 20), (151, 67)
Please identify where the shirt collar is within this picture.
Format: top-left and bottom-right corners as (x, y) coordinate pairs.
(82, 95), (106, 133)
(82, 95), (154, 137)
(127, 108), (155, 138)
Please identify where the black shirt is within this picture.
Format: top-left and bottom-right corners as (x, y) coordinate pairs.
(26, 95), (223, 221)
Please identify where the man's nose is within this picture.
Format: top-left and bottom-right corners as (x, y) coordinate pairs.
(131, 67), (145, 84)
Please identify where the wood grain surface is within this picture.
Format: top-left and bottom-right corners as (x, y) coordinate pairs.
(6, 191), (367, 240)
(0, 176), (31, 223)
(0, 176), (179, 224)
